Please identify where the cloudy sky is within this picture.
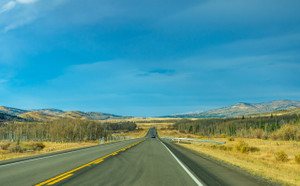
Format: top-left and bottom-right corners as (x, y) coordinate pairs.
(0, 0), (299, 116)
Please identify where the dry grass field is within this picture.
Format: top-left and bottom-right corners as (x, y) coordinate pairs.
(0, 122), (152, 162)
(118, 127), (150, 139)
(136, 122), (173, 128)
(157, 128), (300, 186)
(0, 141), (97, 161)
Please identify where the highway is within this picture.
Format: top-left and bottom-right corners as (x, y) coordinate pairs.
(0, 128), (278, 186)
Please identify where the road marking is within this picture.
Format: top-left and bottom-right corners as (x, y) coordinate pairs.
(0, 139), (139, 168)
(47, 174), (73, 185)
(35, 139), (146, 186)
(160, 141), (204, 186)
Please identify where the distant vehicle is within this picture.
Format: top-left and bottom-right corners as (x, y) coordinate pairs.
(151, 135), (156, 138)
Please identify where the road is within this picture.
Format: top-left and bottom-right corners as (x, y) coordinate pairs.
(0, 128), (278, 186)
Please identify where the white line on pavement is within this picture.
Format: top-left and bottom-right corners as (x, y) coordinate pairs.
(160, 141), (204, 186)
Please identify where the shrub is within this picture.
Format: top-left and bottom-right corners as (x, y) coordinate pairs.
(253, 129), (266, 139)
(220, 133), (226, 138)
(32, 142), (45, 151)
(8, 145), (23, 153)
(235, 140), (249, 153)
(219, 145), (233, 151)
(270, 132), (277, 140)
(235, 140), (259, 153)
(210, 145), (217, 149)
(227, 136), (235, 141)
(248, 146), (260, 152)
(262, 132), (268, 140)
(0, 143), (10, 150)
(295, 154), (300, 164)
(296, 132), (300, 141)
(209, 144), (232, 151)
(277, 124), (297, 140)
(275, 151), (288, 162)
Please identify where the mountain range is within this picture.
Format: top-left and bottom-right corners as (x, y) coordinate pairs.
(0, 100), (299, 122)
(0, 107), (131, 122)
(164, 100), (300, 118)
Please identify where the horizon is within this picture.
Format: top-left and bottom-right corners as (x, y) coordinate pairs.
(0, 0), (300, 117)
(1, 99), (299, 117)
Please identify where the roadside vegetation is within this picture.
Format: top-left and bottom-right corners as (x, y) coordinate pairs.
(156, 112), (300, 185)
(0, 118), (137, 161)
(173, 113), (300, 140)
(0, 119), (136, 142)
(0, 141), (96, 161)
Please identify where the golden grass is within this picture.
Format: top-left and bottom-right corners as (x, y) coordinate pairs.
(0, 141), (96, 161)
(0, 126), (149, 162)
(18, 112), (61, 121)
(157, 129), (300, 186)
(118, 127), (150, 139)
(136, 122), (174, 129)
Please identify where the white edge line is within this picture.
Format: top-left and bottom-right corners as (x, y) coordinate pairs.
(0, 139), (139, 168)
(160, 141), (204, 186)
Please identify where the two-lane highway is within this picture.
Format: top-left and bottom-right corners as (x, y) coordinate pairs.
(0, 127), (278, 186)
(59, 137), (199, 186)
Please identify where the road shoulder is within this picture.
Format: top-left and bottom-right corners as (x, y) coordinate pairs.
(161, 140), (281, 186)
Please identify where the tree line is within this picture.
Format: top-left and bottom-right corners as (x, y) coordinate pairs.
(173, 114), (300, 140)
(0, 119), (136, 142)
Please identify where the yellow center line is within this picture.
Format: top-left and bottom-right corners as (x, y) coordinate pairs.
(47, 174), (73, 185)
(35, 139), (145, 186)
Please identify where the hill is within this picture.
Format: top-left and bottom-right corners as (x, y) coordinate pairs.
(32, 109), (65, 115)
(0, 106), (131, 121)
(59, 111), (129, 120)
(0, 106), (27, 115)
(166, 100), (300, 118)
(18, 111), (62, 121)
(0, 112), (26, 123)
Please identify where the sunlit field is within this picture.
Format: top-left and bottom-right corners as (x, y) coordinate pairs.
(0, 141), (96, 161)
(157, 128), (300, 185)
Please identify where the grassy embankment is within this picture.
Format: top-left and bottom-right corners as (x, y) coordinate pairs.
(0, 119), (140, 161)
(0, 141), (96, 161)
(157, 125), (300, 186)
(0, 131), (148, 162)
(0, 130), (148, 162)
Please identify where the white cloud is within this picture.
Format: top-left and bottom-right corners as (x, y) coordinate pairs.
(4, 16), (35, 32)
(0, 1), (16, 14)
(17, 0), (38, 4)
(0, 0), (39, 15)
(1, 0), (66, 32)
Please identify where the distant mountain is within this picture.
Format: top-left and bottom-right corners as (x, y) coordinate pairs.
(59, 111), (129, 120)
(18, 111), (63, 121)
(32, 109), (65, 115)
(0, 106), (27, 115)
(0, 106), (131, 121)
(165, 100), (300, 118)
(0, 112), (26, 123)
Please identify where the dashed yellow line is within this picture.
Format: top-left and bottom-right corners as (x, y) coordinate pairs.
(35, 139), (145, 186)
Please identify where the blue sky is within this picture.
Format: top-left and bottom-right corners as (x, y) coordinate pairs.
(0, 0), (299, 117)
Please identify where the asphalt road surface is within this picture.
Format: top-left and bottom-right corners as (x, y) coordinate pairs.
(0, 127), (279, 186)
